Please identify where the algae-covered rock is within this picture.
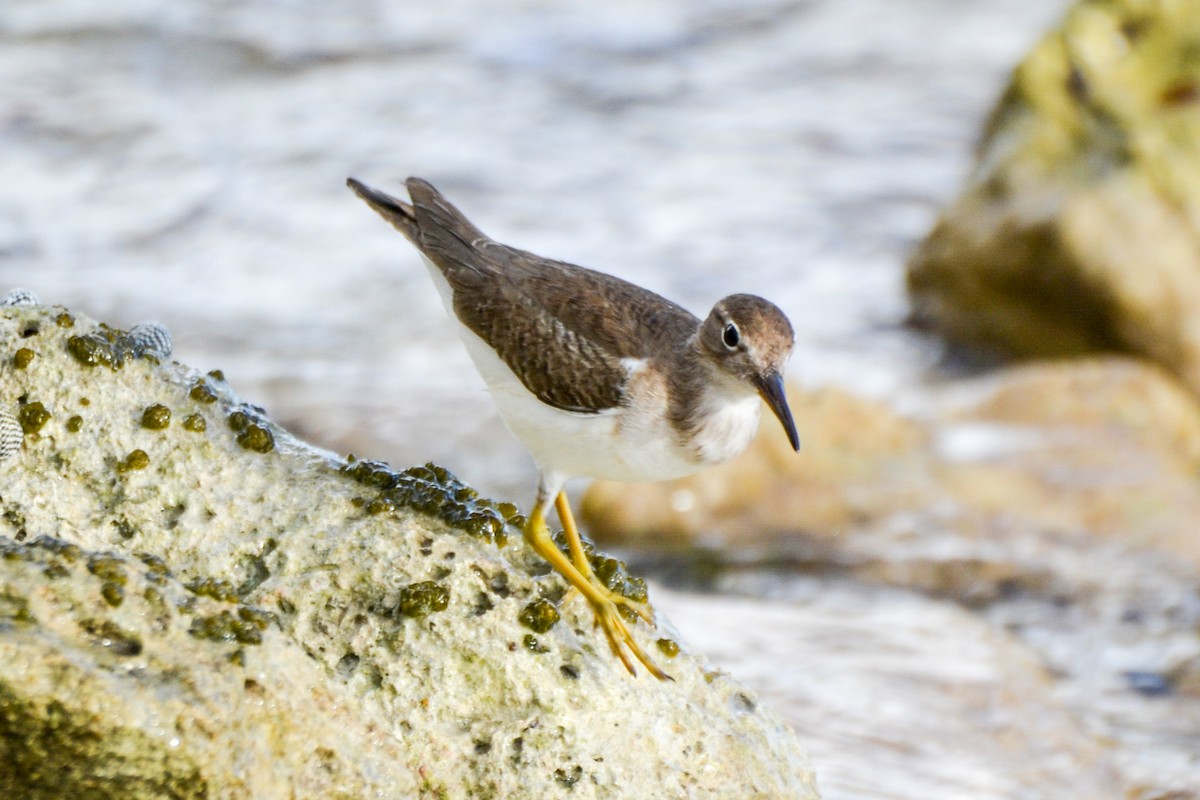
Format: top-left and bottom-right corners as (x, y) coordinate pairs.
(0, 537), (409, 800)
(907, 0), (1200, 392)
(0, 302), (819, 799)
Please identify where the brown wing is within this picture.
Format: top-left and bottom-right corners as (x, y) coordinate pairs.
(400, 178), (699, 414)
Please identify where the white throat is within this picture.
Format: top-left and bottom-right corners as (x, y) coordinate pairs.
(687, 372), (763, 465)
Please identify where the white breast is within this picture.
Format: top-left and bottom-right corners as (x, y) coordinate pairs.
(686, 387), (764, 465)
(421, 257), (762, 483)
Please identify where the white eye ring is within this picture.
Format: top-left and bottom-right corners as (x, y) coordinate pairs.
(722, 322), (740, 350)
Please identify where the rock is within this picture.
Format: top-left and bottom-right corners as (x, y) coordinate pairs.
(0, 538), (412, 800)
(0, 303), (818, 800)
(907, 0), (1200, 393)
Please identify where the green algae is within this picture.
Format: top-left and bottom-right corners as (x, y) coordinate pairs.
(0, 539), (91, 593)
(341, 458), (518, 546)
(235, 553), (271, 596)
(340, 458), (400, 490)
(116, 449), (150, 473)
(141, 404), (171, 430)
(65, 415), (83, 433)
(28, 536), (82, 563)
(340, 457), (653, 620)
(365, 496), (394, 515)
(66, 326), (155, 371)
(112, 518), (137, 540)
(188, 607), (272, 646)
(17, 402), (51, 435)
(518, 598), (559, 634)
(54, 312), (74, 328)
(13, 348), (34, 369)
(189, 380), (218, 404)
(0, 590), (34, 626)
(137, 553), (171, 585)
(2, 508), (28, 542)
(181, 413), (206, 433)
(656, 638), (680, 658)
(0, 681), (208, 800)
(184, 577), (241, 604)
(237, 424), (274, 452)
(399, 581), (450, 618)
(87, 554), (128, 608)
(228, 411), (274, 453)
(81, 618), (143, 656)
(554, 765), (583, 787)
(522, 634), (549, 653)
(551, 529), (647, 605)
(42, 562), (69, 580)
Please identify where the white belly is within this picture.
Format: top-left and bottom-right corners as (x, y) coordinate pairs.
(422, 258), (763, 482)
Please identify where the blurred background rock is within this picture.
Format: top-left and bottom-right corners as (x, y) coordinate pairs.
(4, 0), (1198, 797)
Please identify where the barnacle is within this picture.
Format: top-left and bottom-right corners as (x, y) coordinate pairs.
(128, 322), (172, 360)
(1, 288), (38, 307)
(0, 407), (22, 463)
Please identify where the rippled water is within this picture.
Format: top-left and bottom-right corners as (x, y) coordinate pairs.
(1, 0), (1068, 501)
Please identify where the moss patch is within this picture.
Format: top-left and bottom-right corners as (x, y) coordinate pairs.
(518, 599), (560, 634)
(187, 607), (273, 646)
(13, 348), (34, 369)
(398, 581), (450, 619)
(17, 402), (51, 435)
(140, 404), (171, 430)
(342, 459), (519, 546)
(116, 450), (150, 473)
(65, 326), (155, 371)
(228, 411), (274, 453)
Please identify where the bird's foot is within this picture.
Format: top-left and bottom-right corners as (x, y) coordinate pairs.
(587, 591), (672, 681)
(562, 582), (654, 625)
(525, 503), (671, 680)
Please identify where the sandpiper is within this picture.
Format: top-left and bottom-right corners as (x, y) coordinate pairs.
(347, 176), (800, 679)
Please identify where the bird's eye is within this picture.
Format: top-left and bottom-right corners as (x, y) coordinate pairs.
(722, 322), (740, 349)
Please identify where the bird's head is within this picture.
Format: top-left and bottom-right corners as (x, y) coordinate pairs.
(699, 294), (800, 452)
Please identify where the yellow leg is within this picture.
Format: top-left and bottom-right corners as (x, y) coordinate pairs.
(555, 491), (593, 575)
(554, 492), (652, 625)
(524, 501), (670, 681)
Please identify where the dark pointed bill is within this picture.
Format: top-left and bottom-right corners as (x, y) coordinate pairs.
(754, 371), (800, 452)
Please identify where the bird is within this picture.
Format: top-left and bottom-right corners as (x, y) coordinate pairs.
(347, 176), (800, 679)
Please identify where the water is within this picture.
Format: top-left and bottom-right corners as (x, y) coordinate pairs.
(0, 0), (1068, 501)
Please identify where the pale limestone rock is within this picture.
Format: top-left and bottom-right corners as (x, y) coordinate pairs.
(0, 303), (818, 800)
